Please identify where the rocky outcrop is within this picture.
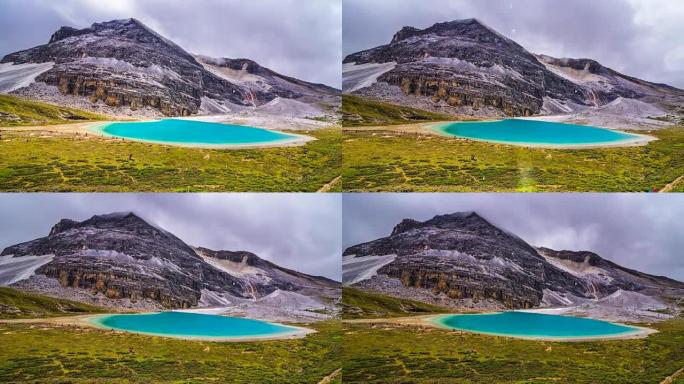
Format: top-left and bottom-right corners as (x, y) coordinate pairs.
(343, 212), (684, 309)
(1, 212), (339, 309)
(537, 247), (684, 297)
(343, 18), (684, 117)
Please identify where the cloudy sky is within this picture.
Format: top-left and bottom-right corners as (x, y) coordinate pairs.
(343, 193), (684, 281)
(0, 193), (341, 280)
(343, 0), (684, 88)
(0, 0), (341, 87)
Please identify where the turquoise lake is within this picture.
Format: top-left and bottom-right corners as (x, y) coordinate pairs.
(97, 119), (299, 146)
(433, 312), (642, 339)
(434, 119), (641, 146)
(91, 312), (301, 339)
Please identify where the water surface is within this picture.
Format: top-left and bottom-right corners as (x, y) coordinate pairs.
(91, 312), (302, 340)
(97, 119), (299, 146)
(433, 312), (643, 340)
(434, 119), (642, 146)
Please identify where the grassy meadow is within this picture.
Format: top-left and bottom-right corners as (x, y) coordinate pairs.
(342, 96), (684, 192)
(342, 125), (684, 192)
(341, 289), (684, 384)
(0, 94), (342, 192)
(0, 287), (341, 383)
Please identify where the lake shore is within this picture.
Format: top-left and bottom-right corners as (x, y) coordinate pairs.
(0, 313), (316, 342)
(343, 313), (658, 342)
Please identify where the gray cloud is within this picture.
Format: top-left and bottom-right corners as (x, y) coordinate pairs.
(343, 193), (684, 282)
(0, 193), (342, 280)
(0, 0), (341, 87)
(343, 0), (684, 88)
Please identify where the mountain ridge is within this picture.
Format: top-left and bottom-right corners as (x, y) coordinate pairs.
(0, 212), (339, 312)
(342, 18), (684, 120)
(343, 211), (684, 318)
(1, 18), (338, 118)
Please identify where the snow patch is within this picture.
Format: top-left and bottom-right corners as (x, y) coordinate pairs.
(0, 254), (54, 285)
(342, 254), (396, 285)
(0, 62), (54, 93)
(342, 62), (396, 93)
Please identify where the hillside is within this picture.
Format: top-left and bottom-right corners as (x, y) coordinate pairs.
(0, 94), (108, 126)
(0, 286), (106, 319)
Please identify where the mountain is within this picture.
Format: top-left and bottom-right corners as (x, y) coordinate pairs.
(0, 18), (338, 118)
(343, 212), (684, 317)
(0, 212), (339, 312)
(342, 18), (684, 119)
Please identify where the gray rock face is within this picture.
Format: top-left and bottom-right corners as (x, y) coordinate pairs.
(195, 247), (340, 293)
(1, 212), (339, 309)
(343, 212), (684, 309)
(0, 19), (267, 116)
(537, 247), (684, 297)
(196, 55), (340, 107)
(343, 18), (684, 117)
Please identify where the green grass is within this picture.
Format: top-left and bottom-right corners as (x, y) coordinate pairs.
(343, 126), (684, 192)
(342, 288), (450, 320)
(0, 287), (106, 319)
(0, 319), (341, 383)
(342, 95), (454, 127)
(342, 316), (684, 383)
(0, 128), (341, 192)
(0, 94), (109, 126)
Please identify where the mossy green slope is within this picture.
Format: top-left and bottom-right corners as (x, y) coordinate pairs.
(0, 287), (106, 319)
(0, 94), (108, 126)
(0, 128), (341, 192)
(343, 126), (684, 192)
(342, 288), (450, 319)
(342, 95), (453, 127)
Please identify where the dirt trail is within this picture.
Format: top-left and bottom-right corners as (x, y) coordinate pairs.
(317, 175), (341, 192)
(660, 174), (684, 192)
(660, 366), (684, 384)
(317, 368), (341, 384)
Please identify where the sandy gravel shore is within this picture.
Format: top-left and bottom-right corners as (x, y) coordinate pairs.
(3, 120), (316, 149)
(344, 314), (658, 342)
(344, 120), (657, 149)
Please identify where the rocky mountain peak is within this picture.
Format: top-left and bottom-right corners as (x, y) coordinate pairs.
(48, 26), (82, 44)
(385, 18), (510, 46)
(389, 211), (493, 236)
(49, 218), (80, 235)
(390, 26), (421, 44)
(390, 218), (423, 236)
(48, 212), (149, 236)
